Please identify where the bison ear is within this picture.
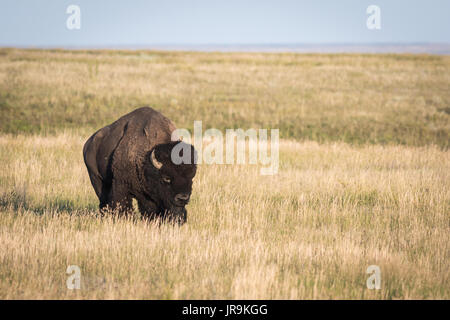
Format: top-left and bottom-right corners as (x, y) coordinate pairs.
(151, 149), (163, 169)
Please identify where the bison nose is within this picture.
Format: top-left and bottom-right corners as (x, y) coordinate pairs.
(174, 193), (190, 204)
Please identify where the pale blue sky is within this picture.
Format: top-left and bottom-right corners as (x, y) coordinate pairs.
(0, 0), (449, 47)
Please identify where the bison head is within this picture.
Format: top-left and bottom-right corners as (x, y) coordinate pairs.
(143, 141), (197, 224)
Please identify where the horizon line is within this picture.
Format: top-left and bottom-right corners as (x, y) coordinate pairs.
(2, 42), (450, 55)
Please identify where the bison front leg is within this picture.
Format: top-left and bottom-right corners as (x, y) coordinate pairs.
(102, 181), (133, 216)
(137, 198), (160, 221)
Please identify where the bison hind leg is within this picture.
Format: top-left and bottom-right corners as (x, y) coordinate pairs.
(85, 169), (110, 209)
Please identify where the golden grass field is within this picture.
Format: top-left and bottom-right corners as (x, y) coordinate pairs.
(0, 49), (449, 299)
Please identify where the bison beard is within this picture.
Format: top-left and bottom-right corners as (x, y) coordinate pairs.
(82, 107), (197, 224)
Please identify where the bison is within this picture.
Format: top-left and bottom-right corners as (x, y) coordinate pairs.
(83, 107), (197, 224)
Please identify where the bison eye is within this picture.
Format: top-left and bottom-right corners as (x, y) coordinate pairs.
(162, 176), (171, 184)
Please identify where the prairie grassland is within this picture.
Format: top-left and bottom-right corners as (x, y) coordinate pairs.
(0, 134), (448, 299)
(0, 48), (449, 147)
(0, 49), (449, 299)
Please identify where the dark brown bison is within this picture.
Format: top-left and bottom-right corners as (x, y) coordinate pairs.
(83, 107), (197, 224)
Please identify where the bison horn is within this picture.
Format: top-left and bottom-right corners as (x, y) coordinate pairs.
(151, 149), (163, 169)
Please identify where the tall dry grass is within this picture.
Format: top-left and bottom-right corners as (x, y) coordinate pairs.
(0, 134), (448, 299)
